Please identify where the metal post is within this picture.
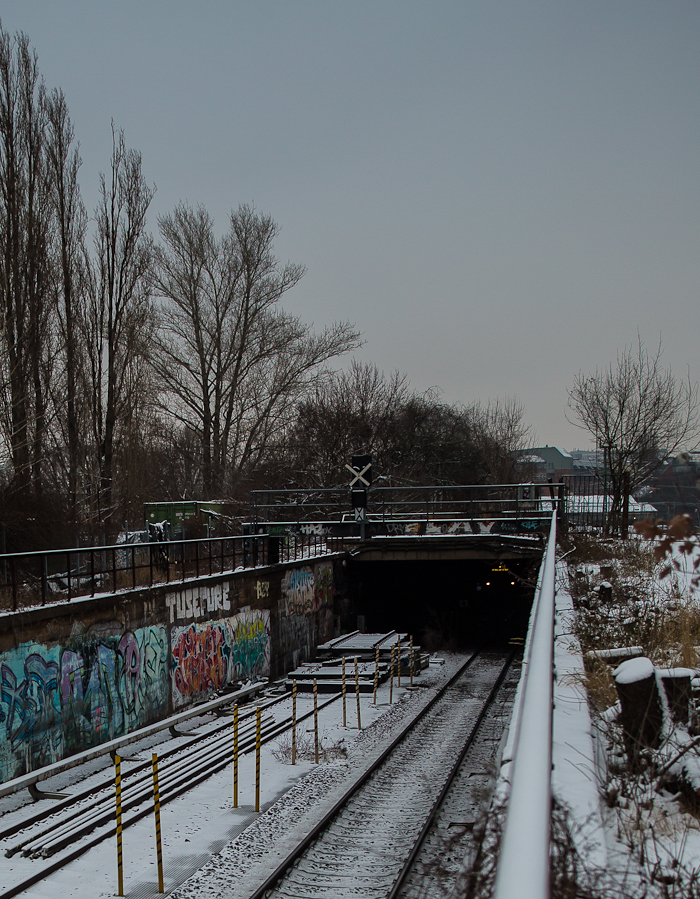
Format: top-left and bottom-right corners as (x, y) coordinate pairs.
(115, 753), (124, 896)
(233, 705), (239, 807)
(313, 678), (319, 763)
(342, 657), (347, 727)
(132, 545), (136, 590)
(112, 547), (117, 592)
(355, 657), (361, 730)
(195, 540), (199, 578)
(91, 547), (96, 597)
(373, 646), (379, 705)
(390, 646), (395, 704)
(10, 557), (16, 611)
(152, 753), (164, 893)
(410, 635), (414, 687)
(255, 707), (261, 812)
(181, 540), (186, 581)
(397, 635), (402, 687)
(291, 681), (297, 765)
(66, 551), (72, 601)
(149, 543), (154, 587)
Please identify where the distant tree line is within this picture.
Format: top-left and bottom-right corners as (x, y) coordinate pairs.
(0, 27), (531, 549)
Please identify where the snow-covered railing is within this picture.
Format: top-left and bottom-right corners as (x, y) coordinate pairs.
(0, 531), (335, 612)
(494, 512), (557, 899)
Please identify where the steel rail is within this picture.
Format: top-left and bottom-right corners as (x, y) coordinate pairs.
(246, 649), (485, 899)
(26, 716), (279, 858)
(494, 512), (557, 899)
(0, 679), (268, 799)
(0, 686), (280, 840)
(5, 714), (274, 857)
(3, 689), (341, 853)
(386, 653), (514, 899)
(0, 690), (343, 897)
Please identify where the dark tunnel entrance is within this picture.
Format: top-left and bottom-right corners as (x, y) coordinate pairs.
(345, 556), (541, 651)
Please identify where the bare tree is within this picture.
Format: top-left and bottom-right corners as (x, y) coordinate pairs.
(568, 338), (700, 535)
(0, 28), (53, 494)
(45, 87), (87, 526)
(87, 124), (154, 527)
(469, 397), (531, 483)
(275, 361), (489, 488)
(152, 202), (359, 496)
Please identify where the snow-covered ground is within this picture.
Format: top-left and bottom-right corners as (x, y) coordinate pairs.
(0, 656), (464, 899)
(560, 532), (700, 895)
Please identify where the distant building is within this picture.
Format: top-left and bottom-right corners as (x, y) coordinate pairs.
(646, 454), (700, 526)
(528, 446), (574, 482)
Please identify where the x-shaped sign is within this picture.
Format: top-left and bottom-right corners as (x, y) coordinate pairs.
(346, 462), (371, 488)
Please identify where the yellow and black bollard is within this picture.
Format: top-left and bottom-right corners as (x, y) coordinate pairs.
(390, 645), (395, 704)
(152, 753), (164, 893)
(291, 680), (297, 765)
(410, 635), (414, 686)
(233, 704), (239, 808)
(114, 753), (124, 897)
(373, 645), (379, 705)
(397, 635), (402, 687)
(255, 707), (261, 812)
(313, 677), (319, 763)
(342, 656), (347, 727)
(355, 656), (361, 730)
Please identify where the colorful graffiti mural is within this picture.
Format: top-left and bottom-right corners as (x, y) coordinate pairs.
(0, 626), (169, 784)
(170, 608), (271, 708)
(314, 562), (334, 608)
(282, 567), (315, 615)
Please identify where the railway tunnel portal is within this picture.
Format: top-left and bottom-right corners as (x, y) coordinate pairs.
(250, 482), (559, 649)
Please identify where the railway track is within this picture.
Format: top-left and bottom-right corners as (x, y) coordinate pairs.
(394, 659), (520, 898)
(248, 650), (514, 899)
(0, 687), (340, 899)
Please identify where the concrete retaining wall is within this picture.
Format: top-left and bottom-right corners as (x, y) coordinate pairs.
(0, 555), (342, 784)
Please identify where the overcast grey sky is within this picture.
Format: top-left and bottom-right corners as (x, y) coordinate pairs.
(2, 1), (699, 450)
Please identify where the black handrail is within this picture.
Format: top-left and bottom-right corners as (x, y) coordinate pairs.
(0, 532), (332, 613)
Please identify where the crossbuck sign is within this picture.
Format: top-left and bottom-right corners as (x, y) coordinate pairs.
(345, 461), (371, 488)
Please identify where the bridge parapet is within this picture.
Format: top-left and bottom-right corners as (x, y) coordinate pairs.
(0, 532), (330, 613)
(249, 482), (566, 528)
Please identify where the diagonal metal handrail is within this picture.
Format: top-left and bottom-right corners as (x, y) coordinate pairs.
(494, 511), (557, 899)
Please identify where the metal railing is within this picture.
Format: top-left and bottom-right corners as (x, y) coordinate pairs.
(0, 531), (335, 613)
(250, 483), (566, 526)
(0, 679), (267, 799)
(494, 512), (557, 899)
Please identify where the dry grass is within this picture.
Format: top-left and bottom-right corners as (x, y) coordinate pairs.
(585, 661), (618, 711)
(270, 728), (347, 764)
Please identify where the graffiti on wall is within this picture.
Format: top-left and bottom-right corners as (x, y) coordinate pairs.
(0, 626), (169, 784)
(314, 563), (334, 609)
(282, 567), (314, 615)
(276, 612), (316, 674)
(170, 608), (270, 708)
(282, 564), (334, 616)
(165, 583), (231, 624)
